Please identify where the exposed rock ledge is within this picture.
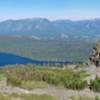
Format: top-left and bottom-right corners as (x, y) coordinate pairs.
(86, 41), (100, 67)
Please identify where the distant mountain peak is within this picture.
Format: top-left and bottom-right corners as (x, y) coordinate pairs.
(0, 18), (100, 40)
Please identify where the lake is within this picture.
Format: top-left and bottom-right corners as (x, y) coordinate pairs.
(0, 53), (82, 66)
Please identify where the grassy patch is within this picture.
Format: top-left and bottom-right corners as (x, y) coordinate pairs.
(0, 74), (5, 80)
(11, 93), (57, 100)
(4, 65), (87, 90)
(0, 93), (57, 100)
(20, 80), (49, 90)
(0, 93), (12, 100)
(90, 76), (100, 92)
(0, 69), (6, 80)
(70, 96), (100, 100)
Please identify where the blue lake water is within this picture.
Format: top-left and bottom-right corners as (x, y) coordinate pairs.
(0, 53), (82, 66)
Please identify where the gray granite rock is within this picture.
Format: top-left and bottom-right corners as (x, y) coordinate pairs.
(86, 41), (100, 67)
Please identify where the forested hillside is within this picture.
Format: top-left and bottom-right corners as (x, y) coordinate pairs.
(0, 36), (96, 62)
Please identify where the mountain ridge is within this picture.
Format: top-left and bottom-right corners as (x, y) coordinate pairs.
(0, 18), (100, 40)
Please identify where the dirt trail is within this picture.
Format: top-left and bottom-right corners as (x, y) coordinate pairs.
(30, 87), (100, 100)
(0, 80), (99, 100)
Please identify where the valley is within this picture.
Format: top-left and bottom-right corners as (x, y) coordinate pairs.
(0, 36), (96, 62)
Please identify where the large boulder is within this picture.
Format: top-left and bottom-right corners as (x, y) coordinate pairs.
(86, 41), (100, 67)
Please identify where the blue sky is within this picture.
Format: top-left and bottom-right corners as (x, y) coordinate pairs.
(0, 0), (100, 20)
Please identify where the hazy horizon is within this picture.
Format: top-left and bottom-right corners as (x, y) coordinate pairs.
(0, 0), (100, 21)
(1, 17), (100, 22)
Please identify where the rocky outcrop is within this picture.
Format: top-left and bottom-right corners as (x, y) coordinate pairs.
(86, 41), (100, 67)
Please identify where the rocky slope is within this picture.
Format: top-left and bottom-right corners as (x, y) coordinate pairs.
(86, 41), (100, 67)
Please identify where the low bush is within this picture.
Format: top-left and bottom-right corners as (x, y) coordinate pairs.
(5, 64), (87, 90)
(90, 76), (100, 92)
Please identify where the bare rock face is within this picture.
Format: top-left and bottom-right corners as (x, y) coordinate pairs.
(86, 41), (100, 67)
